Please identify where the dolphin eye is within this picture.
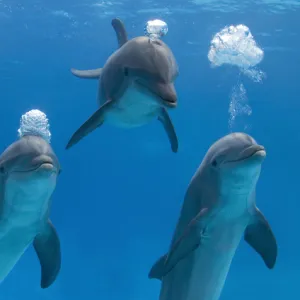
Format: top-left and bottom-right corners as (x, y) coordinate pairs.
(0, 166), (5, 174)
(124, 67), (129, 76)
(212, 160), (217, 167)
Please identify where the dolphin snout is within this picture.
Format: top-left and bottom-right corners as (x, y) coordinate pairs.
(39, 163), (54, 170)
(155, 83), (177, 108)
(31, 155), (56, 172)
(32, 155), (53, 165)
(222, 145), (266, 166)
(162, 93), (177, 107)
(239, 145), (266, 160)
(37, 161), (59, 175)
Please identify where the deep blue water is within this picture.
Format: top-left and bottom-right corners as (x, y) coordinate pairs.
(0, 1), (300, 299)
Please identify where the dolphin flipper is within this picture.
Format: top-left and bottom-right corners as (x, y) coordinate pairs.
(148, 223), (201, 279)
(148, 254), (168, 280)
(158, 108), (178, 153)
(66, 101), (113, 149)
(149, 208), (208, 280)
(244, 208), (277, 269)
(70, 68), (102, 79)
(111, 18), (128, 48)
(33, 220), (61, 289)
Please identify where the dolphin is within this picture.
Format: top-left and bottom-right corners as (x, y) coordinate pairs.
(149, 132), (277, 300)
(0, 135), (61, 288)
(66, 18), (179, 152)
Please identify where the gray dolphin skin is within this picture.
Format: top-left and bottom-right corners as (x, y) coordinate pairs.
(66, 18), (179, 152)
(0, 135), (61, 288)
(149, 132), (277, 300)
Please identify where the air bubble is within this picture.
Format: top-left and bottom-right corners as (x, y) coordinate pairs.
(18, 109), (51, 143)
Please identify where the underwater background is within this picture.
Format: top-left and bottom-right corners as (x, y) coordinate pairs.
(1, 0), (299, 299)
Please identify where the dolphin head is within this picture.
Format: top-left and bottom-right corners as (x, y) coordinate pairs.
(204, 132), (266, 197)
(0, 135), (60, 226)
(122, 37), (179, 108)
(209, 133), (266, 169)
(0, 135), (60, 184)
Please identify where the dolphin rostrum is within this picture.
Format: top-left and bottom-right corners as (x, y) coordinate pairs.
(149, 132), (277, 300)
(66, 18), (179, 152)
(0, 135), (61, 288)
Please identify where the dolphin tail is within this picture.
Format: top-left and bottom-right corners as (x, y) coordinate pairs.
(33, 219), (61, 289)
(66, 101), (113, 149)
(158, 108), (178, 153)
(70, 68), (102, 79)
(244, 208), (277, 269)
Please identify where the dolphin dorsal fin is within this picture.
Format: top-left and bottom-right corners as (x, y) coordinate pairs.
(111, 18), (128, 48)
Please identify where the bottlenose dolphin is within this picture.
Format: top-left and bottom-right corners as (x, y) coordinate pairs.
(149, 132), (277, 300)
(66, 18), (179, 152)
(0, 135), (61, 288)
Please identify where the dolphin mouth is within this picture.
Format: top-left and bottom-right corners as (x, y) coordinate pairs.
(12, 162), (56, 173)
(225, 145), (266, 164)
(39, 163), (55, 171)
(161, 98), (177, 108)
(134, 81), (177, 108)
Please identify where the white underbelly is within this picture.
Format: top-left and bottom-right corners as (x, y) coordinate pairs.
(159, 221), (247, 300)
(105, 86), (161, 128)
(0, 173), (56, 282)
(0, 227), (35, 281)
(2, 173), (56, 228)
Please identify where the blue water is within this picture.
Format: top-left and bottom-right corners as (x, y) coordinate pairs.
(0, 0), (299, 299)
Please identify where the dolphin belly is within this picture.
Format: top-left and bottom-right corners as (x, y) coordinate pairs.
(0, 227), (35, 280)
(3, 172), (56, 226)
(0, 171), (57, 282)
(160, 220), (248, 300)
(105, 86), (161, 128)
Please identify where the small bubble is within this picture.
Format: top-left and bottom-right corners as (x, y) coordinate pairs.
(228, 83), (252, 131)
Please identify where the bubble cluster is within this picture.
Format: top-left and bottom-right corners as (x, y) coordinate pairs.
(18, 109), (51, 143)
(242, 68), (266, 83)
(144, 19), (168, 40)
(228, 83), (252, 131)
(208, 24), (264, 70)
(208, 24), (265, 131)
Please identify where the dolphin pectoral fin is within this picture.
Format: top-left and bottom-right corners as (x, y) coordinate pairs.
(70, 68), (102, 79)
(66, 101), (113, 149)
(149, 208), (208, 280)
(158, 108), (178, 153)
(244, 208), (277, 269)
(111, 18), (128, 47)
(148, 254), (168, 280)
(33, 220), (61, 289)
